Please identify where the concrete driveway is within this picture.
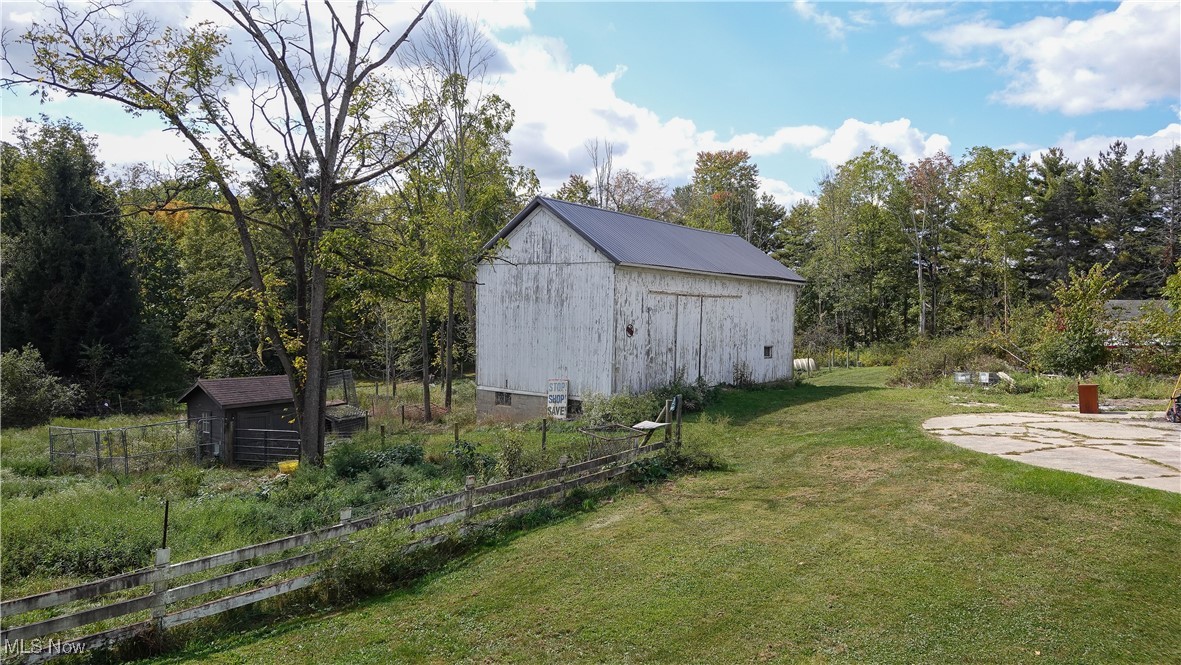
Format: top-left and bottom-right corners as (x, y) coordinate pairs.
(923, 411), (1180, 493)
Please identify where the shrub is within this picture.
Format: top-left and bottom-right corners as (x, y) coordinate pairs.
(328, 441), (371, 479)
(497, 432), (544, 479)
(1033, 263), (1120, 376)
(581, 391), (659, 426)
(651, 372), (719, 413)
(448, 439), (497, 478)
(627, 456), (671, 484)
(1, 345), (80, 428)
(889, 333), (992, 386)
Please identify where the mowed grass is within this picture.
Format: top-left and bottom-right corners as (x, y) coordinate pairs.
(145, 368), (1180, 664)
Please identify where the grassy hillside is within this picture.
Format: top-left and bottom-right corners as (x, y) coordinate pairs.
(143, 368), (1181, 664)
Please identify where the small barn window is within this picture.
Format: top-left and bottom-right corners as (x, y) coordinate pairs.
(495, 391), (512, 406)
(764, 346), (774, 359)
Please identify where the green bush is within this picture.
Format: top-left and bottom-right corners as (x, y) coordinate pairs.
(889, 333), (995, 386)
(1033, 263), (1120, 376)
(1, 345), (80, 428)
(581, 391), (660, 426)
(448, 439), (497, 478)
(858, 342), (909, 367)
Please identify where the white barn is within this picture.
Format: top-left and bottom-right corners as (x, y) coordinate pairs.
(475, 196), (805, 421)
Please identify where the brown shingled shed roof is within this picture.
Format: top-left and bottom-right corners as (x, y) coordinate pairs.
(178, 375), (293, 409)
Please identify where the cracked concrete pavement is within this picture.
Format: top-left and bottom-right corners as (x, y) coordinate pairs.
(923, 411), (1180, 493)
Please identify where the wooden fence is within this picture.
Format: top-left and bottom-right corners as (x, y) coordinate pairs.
(0, 437), (668, 663)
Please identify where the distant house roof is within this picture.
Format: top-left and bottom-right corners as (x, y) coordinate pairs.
(485, 196), (806, 284)
(1105, 299), (1172, 321)
(179, 376), (293, 409)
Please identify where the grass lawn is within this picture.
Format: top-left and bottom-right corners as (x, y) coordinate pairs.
(142, 368), (1181, 664)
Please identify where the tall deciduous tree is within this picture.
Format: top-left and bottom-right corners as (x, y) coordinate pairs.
(905, 152), (954, 335)
(5, 1), (439, 464)
(949, 147), (1031, 333)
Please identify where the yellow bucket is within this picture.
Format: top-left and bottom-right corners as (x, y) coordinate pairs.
(277, 460), (299, 474)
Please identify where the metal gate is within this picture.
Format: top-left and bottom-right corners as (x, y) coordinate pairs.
(233, 428), (300, 465)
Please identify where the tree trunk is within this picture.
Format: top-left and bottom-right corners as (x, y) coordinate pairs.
(917, 247), (926, 336)
(300, 262), (329, 465)
(419, 292), (432, 423)
(444, 281), (454, 409)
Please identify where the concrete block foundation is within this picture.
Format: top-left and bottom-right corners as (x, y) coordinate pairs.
(475, 389), (548, 424)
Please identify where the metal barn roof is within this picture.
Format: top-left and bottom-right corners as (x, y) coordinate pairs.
(486, 196), (805, 284)
(178, 375), (293, 409)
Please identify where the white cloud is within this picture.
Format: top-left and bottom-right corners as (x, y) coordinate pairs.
(928, 1), (1181, 115)
(7, 11), (35, 26)
(443, 0), (533, 31)
(1036, 123), (1181, 163)
(889, 4), (947, 27)
(493, 32), (829, 191)
(882, 39), (912, 69)
(1, 114), (194, 171)
(759, 176), (814, 208)
(792, 0), (849, 40)
(809, 118), (950, 166)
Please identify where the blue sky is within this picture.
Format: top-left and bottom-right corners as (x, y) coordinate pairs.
(3, 1), (1178, 206)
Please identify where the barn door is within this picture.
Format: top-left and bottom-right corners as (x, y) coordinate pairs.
(675, 295), (704, 382)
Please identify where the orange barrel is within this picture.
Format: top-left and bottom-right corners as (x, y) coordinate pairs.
(1078, 383), (1099, 414)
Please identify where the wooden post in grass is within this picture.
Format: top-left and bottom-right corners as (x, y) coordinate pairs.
(94, 430), (102, 473)
(558, 455), (569, 498)
(454, 423), (460, 444)
(123, 430), (130, 475)
(464, 475), (476, 522)
(541, 418), (548, 451)
(676, 394), (683, 447)
(400, 405), (406, 426)
(664, 400), (672, 444)
(150, 547), (171, 630)
(380, 425), (386, 446)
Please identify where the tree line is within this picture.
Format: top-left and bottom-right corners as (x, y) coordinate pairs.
(548, 139), (1179, 360)
(3, 1), (1177, 452)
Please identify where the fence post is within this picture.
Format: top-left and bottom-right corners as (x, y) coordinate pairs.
(263, 430), (270, 464)
(454, 423), (460, 444)
(675, 394), (683, 447)
(463, 475), (476, 523)
(94, 430), (102, 473)
(49, 430), (54, 467)
(541, 418), (548, 451)
(380, 425), (386, 446)
(340, 507), (352, 524)
(150, 547), (172, 631)
(123, 430), (130, 475)
(663, 400), (672, 444)
(400, 404), (406, 426)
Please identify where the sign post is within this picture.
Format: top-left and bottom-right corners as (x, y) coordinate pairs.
(547, 378), (569, 420)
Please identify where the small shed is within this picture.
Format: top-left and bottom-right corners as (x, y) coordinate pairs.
(475, 196), (805, 422)
(179, 372), (368, 464)
(179, 376), (297, 464)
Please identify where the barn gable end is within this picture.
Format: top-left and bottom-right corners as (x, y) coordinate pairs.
(476, 207), (616, 419)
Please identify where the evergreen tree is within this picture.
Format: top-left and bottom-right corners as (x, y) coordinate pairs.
(1, 119), (139, 385)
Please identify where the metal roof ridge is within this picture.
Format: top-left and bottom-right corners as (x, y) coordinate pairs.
(536, 196), (745, 239)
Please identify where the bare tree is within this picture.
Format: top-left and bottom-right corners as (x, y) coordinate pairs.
(4, 0), (440, 464)
(587, 138), (615, 209)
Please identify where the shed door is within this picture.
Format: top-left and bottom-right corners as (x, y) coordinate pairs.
(675, 296), (704, 382)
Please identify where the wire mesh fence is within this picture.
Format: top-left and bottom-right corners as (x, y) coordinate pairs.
(49, 418), (220, 474)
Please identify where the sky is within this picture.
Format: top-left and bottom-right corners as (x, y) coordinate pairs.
(2, 1), (1179, 208)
